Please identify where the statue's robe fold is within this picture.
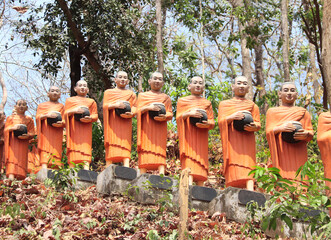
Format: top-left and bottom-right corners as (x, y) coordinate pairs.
(64, 96), (98, 164)
(218, 98), (260, 187)
(103, 88), (137, 163)
(137, 91), (172, 170)
(5, 115), (35, 179)
(266, 106), (313, 179)
(36, 101), (64, 168)
(177, 95), (214, 182)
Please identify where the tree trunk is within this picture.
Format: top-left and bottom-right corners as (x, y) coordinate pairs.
(155, 0), (164, 75)
(281, 0), (290, 82)
(0, 71), (7, 111)
(238, 22), (253, 100)
(322, 0), (331, 109)
(254, 43), (267, 113)
(69, 43), (82, 96)
(309, 43), (322, 104)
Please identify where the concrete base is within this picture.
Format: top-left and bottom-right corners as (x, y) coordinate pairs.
(127, 174), (178, 206)
(209, 187), (266, 223)
(189, 186), (220, 211)
(35, 168), (98, 190)
(97, 165), (138, 195)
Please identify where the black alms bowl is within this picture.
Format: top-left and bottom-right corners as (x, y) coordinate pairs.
(281, 121), (303, 143)
(47, 111), (62, 126)
(233, 110), (254, 131)
(190, 109), (208, 126)
(13, 124), (27, 137)
(149, 103), (166, 119)
(115, 101), (131, 116)
(74, 106), (90, 121)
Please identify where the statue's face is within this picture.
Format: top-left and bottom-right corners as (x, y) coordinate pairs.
(148, 72), (164, 91)
(48, 86), (61, 101)
(189, 77), (204, 95)
(232, 78), (249, 97)
(74, 80), (89, 96)
(279, 83), (297, 104)
(115, 72), (129, 89)
(15, 100), (28, 114)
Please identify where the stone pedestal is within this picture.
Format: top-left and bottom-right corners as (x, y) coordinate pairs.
(189, 186), (219, 211)
(97, 165), (138, 195)
(35, 168), (98, 189)
(127, 174), (178, 206)
(208, 187), (266, 223)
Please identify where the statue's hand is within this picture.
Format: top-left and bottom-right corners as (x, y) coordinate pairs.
(149, 104), (161, 112)
(281, 122), (296, 132)
(154, 114), (167, 121)
(196, 121), (210, 128)
(47, 112), (58, 118)
(189, 110), (203, 118)
(80, 116), (92, 123)
(52, 121), (64, 127)
(231, 111), (245, 121)
(244, 122), (258, 132)
(18, 134), (29, 140)
(293, 129), (309, 140)
(120, 112), (134, 119)
(116, 102), (126, 109)
(75, 107), (85, 114)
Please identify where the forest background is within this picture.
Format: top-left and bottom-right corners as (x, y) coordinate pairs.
(1, 0), (331, 174)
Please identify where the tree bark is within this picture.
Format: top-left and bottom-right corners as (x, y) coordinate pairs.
(0, 71), (7, 111)
(309, 43), (322, 104)
(254, 43), (267, 113)
(178, 168), (190, 240)
(155, 0), (164, 75)
(281, 0), (290, 82)
(322, 0), (331, 109)
(56, 0), (110, 88)
(69, 43), (82, 96)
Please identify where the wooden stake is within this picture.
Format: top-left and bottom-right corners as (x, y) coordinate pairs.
(178, 168), (190, 239)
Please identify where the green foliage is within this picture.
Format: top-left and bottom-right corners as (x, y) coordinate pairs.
(248, 160), (331, 238)
(1, 202), (25, 222)
(91, 121), (105, 169)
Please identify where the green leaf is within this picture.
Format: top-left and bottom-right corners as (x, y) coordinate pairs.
(281, 214), (293, 230)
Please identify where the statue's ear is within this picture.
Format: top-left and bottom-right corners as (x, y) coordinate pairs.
(187, 84), (191, 91)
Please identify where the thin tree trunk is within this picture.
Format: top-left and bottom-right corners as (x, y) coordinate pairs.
(0, 71), (7, 111)
(199, 0), (206, 97)
(322, 0), (331, 109)
(281, 0), (290, 82)
(254, 43), (267, 113)
(155, 0), (164, 75)
(69, 43), (82, 96)
(238, 22), (253, 100)
(309, 43), (321, 104)
(138, 75), (143, 93)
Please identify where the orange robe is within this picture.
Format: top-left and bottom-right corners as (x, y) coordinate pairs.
(103, 88), (137, 163)
(218, 98), (260, 188)
(36, 101), (64, 168)
(177, 95), (215, 182)
(4, 114), (35, 179)
(64, 96), (98, 165)
(266, 106), (313, 180)
(28, 137), (40, 174)
(317, 112), (331, 193)
(137, 91), (172, 170)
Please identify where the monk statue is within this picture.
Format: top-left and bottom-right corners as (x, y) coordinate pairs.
(137, 72), (173, 175)
(103, 71), (137, 168)
(316, 112), (331, 210)
(218, 76), (261, 190)
(0, 111), (5, 172)
(64, 80), (98, 170)
(266, 82), (313, 180)
(176, 76), (215, 186)
(36, 86), (65, 169)
(4, 100), (35, 180)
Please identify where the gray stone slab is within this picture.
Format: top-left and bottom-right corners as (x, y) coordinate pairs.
(191, 186), (217, 202)
(149, 175), (173, 190)
(114, 166), (137, 180)
(238, 189), (266, 207)
(127, 174), (178, 206)
(77, 169), (98, 183)
(97, 164), (138, 195)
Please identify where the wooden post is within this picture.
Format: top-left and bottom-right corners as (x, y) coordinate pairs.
(178, 168), (190, 239)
